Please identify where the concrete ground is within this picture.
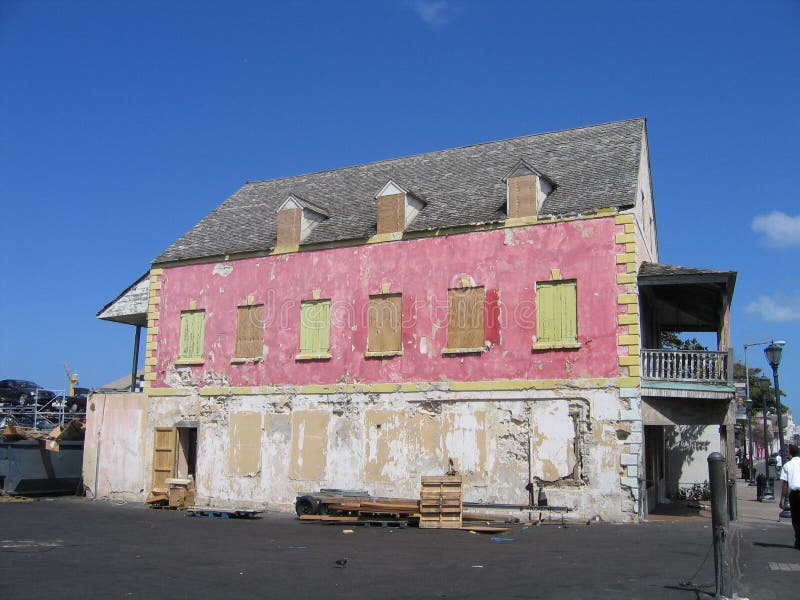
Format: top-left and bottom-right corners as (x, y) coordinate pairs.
(0, 479), (797, 600)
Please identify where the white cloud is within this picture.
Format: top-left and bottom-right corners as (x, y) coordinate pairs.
(405, 0), (458, 26)
(751, 211), (800, 247)
(745, 294), (800, 322)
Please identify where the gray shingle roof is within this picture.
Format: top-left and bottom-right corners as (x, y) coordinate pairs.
(154, 118), (646, 264)
(638, 263), (736, 280)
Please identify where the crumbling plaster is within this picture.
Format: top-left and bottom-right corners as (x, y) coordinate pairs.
(86, 384), (640, 522)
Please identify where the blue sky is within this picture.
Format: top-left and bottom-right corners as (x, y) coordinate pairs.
(1, 1), (798, 413)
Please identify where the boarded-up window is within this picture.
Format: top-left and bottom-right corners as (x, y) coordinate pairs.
(179, 310), (205, 362)
(277, 207), (302, 246)
(447, 287), (485, 350)
(229, 412), (262, 476)
(507, 174), (538, 218)
(299, 300), (331, 356)
(151, 427), (176, 493)
(536, 280), (578, 346)
(367, 294), (402, 354)
(377, 193), (405, 234)
(234, 304), (264, 359)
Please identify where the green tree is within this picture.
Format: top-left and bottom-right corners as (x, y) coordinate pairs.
(659, 332), (707, 351)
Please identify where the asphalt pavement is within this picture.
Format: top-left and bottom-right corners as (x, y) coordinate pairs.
(0, 480), (797, 599)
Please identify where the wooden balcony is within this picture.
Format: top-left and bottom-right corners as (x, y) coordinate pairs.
(641, 349), (733, 385)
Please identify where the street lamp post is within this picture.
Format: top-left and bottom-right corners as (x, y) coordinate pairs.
(764, 341), (789, 518)
(759, 376), (773, 500)
(746, 398), (755, 485)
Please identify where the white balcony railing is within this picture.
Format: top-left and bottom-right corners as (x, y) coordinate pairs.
(641, 349), (733, 385)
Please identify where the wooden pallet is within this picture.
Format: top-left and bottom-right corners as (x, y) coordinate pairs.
(419, 475), (462, 529)
(185, 506), (262, 519)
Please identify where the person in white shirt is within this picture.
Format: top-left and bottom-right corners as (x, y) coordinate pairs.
(779, 444), (800, 550)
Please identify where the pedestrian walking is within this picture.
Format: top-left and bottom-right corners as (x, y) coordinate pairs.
(778, 444), (800, 550)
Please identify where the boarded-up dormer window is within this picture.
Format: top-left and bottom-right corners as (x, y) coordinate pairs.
(277, 207), (302, 247)
(377, 193), (405, 234)
(507, 174), (538, 219)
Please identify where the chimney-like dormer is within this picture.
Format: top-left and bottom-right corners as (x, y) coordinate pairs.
(502, 159), (553, 218)
(275, 194), (329, 247)
(375, 180), (425, 235)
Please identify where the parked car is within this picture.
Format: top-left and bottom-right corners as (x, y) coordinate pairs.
(0, 379), (56, 407)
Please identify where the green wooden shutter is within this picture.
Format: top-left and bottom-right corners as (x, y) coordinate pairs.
(317, 301), (331, 354)
(537, 281), (577, 345)
(559, 281), (577, 343)
(179, 310), (205, 360)
(537, 283), (557, 343)
(300, 301), (330, 355)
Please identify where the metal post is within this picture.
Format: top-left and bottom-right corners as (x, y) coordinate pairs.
(762, 384), (770, 482)
(130, 325), (141, 392)
(772, 366), (785, 471)
(747, 403), (755, 485)
(708, 452), (732, 598)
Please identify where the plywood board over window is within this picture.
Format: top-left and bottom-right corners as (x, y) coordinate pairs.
(445, 286), (485, 353)
(229, 412), (262, 476)
(377, 193), (405, 234)
(234, 304), (264, 359)
(178, 310), (205, 363)
(534, 280), (579, 350)
(277, 207), (302, 247)
(297, 300), (331, 359)
(367, 294), (402, 356)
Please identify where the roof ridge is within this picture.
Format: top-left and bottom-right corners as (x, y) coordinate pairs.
(243, 117), (647, 187)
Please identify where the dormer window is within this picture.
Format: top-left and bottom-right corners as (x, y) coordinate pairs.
(276, 194), (329, 247)
(502, 159), (554, 218)
(375, 180), (426, 235)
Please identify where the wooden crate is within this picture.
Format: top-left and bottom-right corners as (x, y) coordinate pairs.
(419, 475), (462, 529)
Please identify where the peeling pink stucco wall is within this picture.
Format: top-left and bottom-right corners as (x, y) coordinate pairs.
(152, 218), (620, 387)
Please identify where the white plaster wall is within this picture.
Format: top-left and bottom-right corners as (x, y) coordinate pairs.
(83, 392), (149, 501)
(665, 424), (721, 497)
(91, 386), (639, 522)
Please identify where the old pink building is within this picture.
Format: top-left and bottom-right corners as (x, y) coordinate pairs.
(93, 118), (736, 521)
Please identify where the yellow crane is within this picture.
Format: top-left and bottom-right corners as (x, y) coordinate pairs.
(64, 362), (79, 396)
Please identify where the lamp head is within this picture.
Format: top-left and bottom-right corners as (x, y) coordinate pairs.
(758, 376), (771, 393)
(764, 341), (784, 369)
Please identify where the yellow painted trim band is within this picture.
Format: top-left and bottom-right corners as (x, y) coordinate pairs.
(145, 376), (643, 397)
(617, 376), (640, 387)
(271, 244), (300, 255)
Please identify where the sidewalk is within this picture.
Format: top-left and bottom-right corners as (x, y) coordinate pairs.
(733, 476), (799, 599)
